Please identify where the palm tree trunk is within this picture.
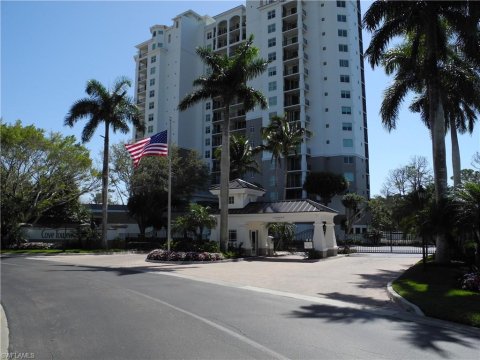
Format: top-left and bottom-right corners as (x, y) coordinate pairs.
(102, 121), (110, 249)
(429, 86), (449, 263)
(219, 102), (231, 252)
(283, 157), (288, 200)
(450, 117), (461, 187)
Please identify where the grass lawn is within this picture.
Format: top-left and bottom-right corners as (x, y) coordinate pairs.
(0, 249), (128, 255)
(393, 261), (480, 328)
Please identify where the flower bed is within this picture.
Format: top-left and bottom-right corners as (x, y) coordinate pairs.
(9, 242), (59, 250)
(146, 249), (224, 262)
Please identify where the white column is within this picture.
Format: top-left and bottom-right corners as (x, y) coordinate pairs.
(312, 221), (327, 254)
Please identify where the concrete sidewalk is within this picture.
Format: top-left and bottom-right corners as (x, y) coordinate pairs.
(35, 253), (421, 311)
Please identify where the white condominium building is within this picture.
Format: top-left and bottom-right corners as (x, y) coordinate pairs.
(133, 0), (370, 204)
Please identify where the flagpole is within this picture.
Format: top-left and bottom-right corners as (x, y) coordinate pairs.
(167, 116), (172, 251)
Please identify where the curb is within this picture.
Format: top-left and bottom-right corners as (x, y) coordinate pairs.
(0, 304), (9, 355)
(387, 280), (424, 316)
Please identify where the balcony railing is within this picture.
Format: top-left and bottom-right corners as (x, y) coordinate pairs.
(282, 22), (297, 32)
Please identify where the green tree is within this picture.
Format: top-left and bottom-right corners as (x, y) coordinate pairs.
(0, 121), (99, 246)
(363, 1), (480, 262)
(453, 182), (480, 265)
(179, 35), (268, 251)
(128, 147), (209, 237)
(109, 141), (135, 205)
(341, 193), (366, 239)
(303, 172), (348, 206)
(65, 77), (144, 248)
(173, 203), (217, 242)
(261, 115), (306, 200)
(267, 222), (296, 252)
(458, 169), (480, 184)
(214, 135), (260, 180)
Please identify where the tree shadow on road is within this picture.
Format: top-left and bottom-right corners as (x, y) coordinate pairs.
(46, 263), (199, 276)
(289, 295), (478, 357)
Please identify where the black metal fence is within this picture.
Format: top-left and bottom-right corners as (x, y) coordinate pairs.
(337, 232), (436, 254)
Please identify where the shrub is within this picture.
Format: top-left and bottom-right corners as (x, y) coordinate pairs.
(146, 249), (224, 262)
(460, 272), (480, 292)
(9, 242), (60, 250)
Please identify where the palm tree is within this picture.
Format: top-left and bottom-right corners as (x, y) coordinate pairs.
(214, 135), (260, 180)
(179, 35), (268, 252)
(381, 40), (480, 188)
(267, 222), (295, 253)
(261, 115), (306, 200)
(363, 0), (480, 263)
(65, 77), (143, 248)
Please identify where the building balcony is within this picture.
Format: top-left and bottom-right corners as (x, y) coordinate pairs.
(229, 23), (240, 32)
(217, 28), (228, 36)
(282, 20), (298, 32)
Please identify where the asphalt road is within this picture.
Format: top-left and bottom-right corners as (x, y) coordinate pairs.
(1, 256), (479, 360)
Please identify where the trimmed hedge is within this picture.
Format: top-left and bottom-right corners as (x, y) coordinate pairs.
(146, 249), (224, 262)
(9, 242), (60, 250)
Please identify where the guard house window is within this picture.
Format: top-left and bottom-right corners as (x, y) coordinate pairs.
(340, 75), (350, 83)
(267, 10), (275, 19)
(268, 24), (276, 33)
(337, 14), (347, 22)
(342, 122), (353, 131)
(207, 32), (212, 39)
(151, 56), (156, 63)
(341, 90), (351, 98)
(268, 38), (276, 47)
(229, 229), (237, 242)
(148, 113), (154, 121)
(168, 34), (171, 43)
(338, 29), (347, 37)
(268, 66), (277, 76)
(229, 196), (234, 204)
(149, 102), (154, 110)
(342, 107), (352, 115)
(337, 1), (346, 8)
(268, 52), (276, 61)
(339, 44), (348, 52)
(149, 90), (155, 98)
(339, 59), (349, 67)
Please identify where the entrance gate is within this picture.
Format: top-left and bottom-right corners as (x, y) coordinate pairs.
(339, 232), (436, 254)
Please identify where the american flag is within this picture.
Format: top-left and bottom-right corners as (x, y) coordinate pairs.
(125, 130), (168, 167)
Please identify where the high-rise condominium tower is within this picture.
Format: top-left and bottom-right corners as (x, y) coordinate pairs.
(133, 0), (369, 205)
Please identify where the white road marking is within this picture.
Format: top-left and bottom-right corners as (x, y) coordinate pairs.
(124, 287), (290, 360)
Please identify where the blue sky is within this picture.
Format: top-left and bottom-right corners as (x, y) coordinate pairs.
(2, 0), (479, 196)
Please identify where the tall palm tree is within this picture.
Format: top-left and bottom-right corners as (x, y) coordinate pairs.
(179, 35), (268, 251)
(381, 40), (480, 188)
(261, 115), (306, 200)
(214, 134), (260, 180)
(363, 0), (480, 263)
(65, 77), (143, 248)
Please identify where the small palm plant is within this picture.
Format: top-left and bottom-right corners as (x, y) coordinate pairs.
(214, 135), (260, 180)
(261, 115), (306, 200)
